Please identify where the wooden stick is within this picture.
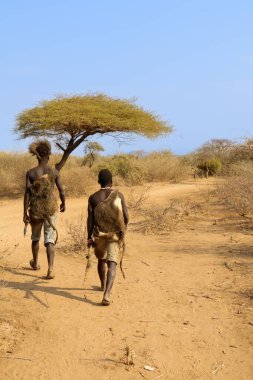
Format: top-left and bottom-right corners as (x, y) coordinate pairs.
(141, 260), (150, 266)
(212, 363), (224, 375)
(83, 247), (91, 287)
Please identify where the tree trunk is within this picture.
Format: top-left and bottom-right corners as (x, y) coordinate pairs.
(55, 133), (89, 171)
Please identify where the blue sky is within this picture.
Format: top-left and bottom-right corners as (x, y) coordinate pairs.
(1, 0), (253, 155)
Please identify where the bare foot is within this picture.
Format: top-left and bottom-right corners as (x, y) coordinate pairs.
(102, 293), (110, 306)
(30, 259), (41, 270)
(46, 269), (55, 279)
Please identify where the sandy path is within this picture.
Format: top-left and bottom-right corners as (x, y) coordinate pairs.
(0, 180), (252, 380)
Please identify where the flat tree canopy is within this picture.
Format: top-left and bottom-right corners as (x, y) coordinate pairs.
(16, 94), (172, 170)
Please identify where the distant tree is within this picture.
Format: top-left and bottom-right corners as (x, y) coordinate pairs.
(129, 150), (146, 158)
(16, 94), (171, 170)
(82, 142), (104, 167)
(231, 138), (253, 161)
(197, 139), (234, 159)
(192, 138), (234, 170)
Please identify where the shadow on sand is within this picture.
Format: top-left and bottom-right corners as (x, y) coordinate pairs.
(3, 266), (103, 307)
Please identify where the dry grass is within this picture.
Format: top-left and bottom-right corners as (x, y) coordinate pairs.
(0, 151), (192, 198)
(93, 151), (191, 185)
(0, 152), (97, 198)
(121, 338), (135, 368)
(216, 162), (253, 217)
(141, 206), (180, 234)
(143, 152), (191, 183)
(126, 185), (151, 210)
(0, 152), (34, 197)
(61, 166), (96, 197)
(133, 199), (195, 235)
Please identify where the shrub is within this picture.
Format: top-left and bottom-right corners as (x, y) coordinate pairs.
(197, 157), (222, 176)
(0, 152), (96, 198)
(143, 152), (191, 182)
(65, 214), (87, 252)
(61, 166), (96, 196)
(207, 157), (222, 175)
(216, 162), (253, 216)
(93, 154), (147, 185)
(126, 185), (150, 210)
(93, 151), (191, 184)
(0, 149), (192, 198)
(0, 152), (34, 197)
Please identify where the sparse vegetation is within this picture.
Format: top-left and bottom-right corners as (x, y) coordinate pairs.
(0, 137), (252, 199)
(0, 150), (191, 198)
(65, 214), (87, 252)
(217, 161), (253, 217)
(93, 151), (191, 185)
(126, 185), (151, 210)
(134, 199), (195, 235)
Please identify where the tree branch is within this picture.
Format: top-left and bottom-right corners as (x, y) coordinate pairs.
(56, 143), (66, 152)
(55, 132), (93, 171)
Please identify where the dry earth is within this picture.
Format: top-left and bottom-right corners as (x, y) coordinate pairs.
(0, 179), (253, 380)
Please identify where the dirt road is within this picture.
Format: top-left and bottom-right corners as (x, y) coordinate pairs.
(0, 180), (252, 379)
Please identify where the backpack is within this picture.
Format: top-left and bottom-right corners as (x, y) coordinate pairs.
(29, 168), (57, 224)
(94, 190), (126, 241)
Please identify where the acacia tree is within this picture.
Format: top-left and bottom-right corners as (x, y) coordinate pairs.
(82, 142), (104, 167)
(16, 94), (171, 170)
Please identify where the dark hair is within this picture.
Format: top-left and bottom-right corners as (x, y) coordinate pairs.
(29, 139), (51, 159)
(98, 169), (112, 187)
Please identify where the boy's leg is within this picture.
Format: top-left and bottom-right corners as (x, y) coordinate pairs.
(94, 238), (107, 289)
(97, 259), (107, 290)
(30, 221), (43, 270)
(46, 243), (55, 278)
(102, 241), (119, 305)
(31, 241), (40, 269)
(44, 215), (56, 279)
(103, 261), (117, 305)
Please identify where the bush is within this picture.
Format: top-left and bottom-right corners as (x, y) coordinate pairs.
(93, 151), (191, 184)
(93, 154), (147, 185)
(126, 185), (150, 210)
(0, 149), (192, 198)
(197, 157), (222, 176)
(134, 199), (192, 235)
(0, 152), (34, 197)
(61, 166), (96, 196)
(207, 157), (222, 175)
(143, 152), (191, 182)
(217, 162), (253, 216)
(0, 152), (97, 198)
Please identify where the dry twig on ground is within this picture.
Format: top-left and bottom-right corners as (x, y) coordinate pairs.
(127, 185), (151, 210)
(65, 214), (87, 252)
(135, 199), (191, 235)
(121, 338), (135, 368)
